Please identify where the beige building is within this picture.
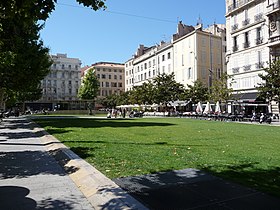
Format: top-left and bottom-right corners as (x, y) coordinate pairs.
(173, 23), (226, 88)
(125, 22), (226, 91)
(83, 62), (125, 107)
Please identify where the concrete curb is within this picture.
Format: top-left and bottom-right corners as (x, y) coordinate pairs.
(31, 120), (148, 210)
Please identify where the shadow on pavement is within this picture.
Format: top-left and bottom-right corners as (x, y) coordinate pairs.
(0, 186), (36, 210)
(0, 151), (67, 179)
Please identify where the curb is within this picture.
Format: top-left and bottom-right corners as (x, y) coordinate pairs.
(31, 120), (148, 210)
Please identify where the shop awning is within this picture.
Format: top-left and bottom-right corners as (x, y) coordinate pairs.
(232, 92), (263, 102)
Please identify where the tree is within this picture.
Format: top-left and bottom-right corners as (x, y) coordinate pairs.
(185, 80), (209, 104)
(258, 60), (280, 113)
(129, 81), (154, 105)
(0, 0), (106, 109)
(78, 69), (99, 115)
(210, 73), (234, 102)
(152, 73), (185, 106)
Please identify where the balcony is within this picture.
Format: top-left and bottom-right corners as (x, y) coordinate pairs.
(254, 13), (264, 22)
(256, 37), (263, 45)
(243, 64), (251, 71)
(243, 42), (250, 49)
(255, 62), (264, 69)
(269, 35), (280, 45)
(227, 0), (253, 13)
(267, 0), (280, 15)
(232, 67), (240, 74)
(242, 19), (250, 26)
(231, 24), (239, 31)
(232, 45), (239, 52)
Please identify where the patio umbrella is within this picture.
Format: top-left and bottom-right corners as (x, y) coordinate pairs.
(196, 102), (203, 114)
(215, 101), (221, 114)
(203, 101), (212, 114)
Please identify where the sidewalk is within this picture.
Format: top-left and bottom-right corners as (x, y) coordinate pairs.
(0, 117), (147, 210)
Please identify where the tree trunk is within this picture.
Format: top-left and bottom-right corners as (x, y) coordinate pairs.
(0, 88), (6, 111)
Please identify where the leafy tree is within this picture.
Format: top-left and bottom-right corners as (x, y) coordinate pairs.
(152, 73), (185, 106)
(210, 73), (234, 102)
(185, 80), (209, 104)
(78, 69), (99, 114)
(258, 60), (280, 113)
(0, 0), (106, 109)
(129, 81), (154, 105)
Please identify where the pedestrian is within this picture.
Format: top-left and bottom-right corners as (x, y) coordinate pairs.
(260, 113), (265, 123)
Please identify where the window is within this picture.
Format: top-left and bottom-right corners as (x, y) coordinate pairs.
(114, 75), (117, 79)
(256, 27), (263, 45)
(167, 52), (171, 59)
(162, 55), (165, 61)
(97, 74), (100, 79)
(106, 82), (109, 87)
(108, 69), (111, 72)
(244, 31), (250, 48)
(118, 83), (122, 87)
(188, 68), (192, 79)
(109, 75), (111, 79)
(144, 63), (147, 69)
(97, 68), (100, 71)
(68, 65), (71, 69)
(102, 74), (106, 79)
(119, 75), (122, 80)
(62, 64), (65, 69)
(233, 36), (238, 51)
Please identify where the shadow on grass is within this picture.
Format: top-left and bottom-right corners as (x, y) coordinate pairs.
(34, 118), (175, 129)
(113, 166), (280, 209)
(199, 162), (280, 198)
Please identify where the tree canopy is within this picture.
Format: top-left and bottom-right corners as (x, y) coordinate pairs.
(209, 73), (234, 102)
(258, 60), (280, 111)
(0, 0), (106, 109)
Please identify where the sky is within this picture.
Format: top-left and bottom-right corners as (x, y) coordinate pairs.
(40, 0), (226, 66)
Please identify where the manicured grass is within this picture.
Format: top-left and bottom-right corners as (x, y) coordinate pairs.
(33, 117), (280, 197)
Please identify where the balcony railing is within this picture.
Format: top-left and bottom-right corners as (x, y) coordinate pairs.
(255, 62), (264, 69)
(243, 42), (250, 49)
(242, 19), (250, 26)
(232, 24), (239, 31)
(269, 35), (280, 43)
(232, 67), (240, 74)
(243, 64), (251, 71)
(256, 37), (263, 45)
(267, 0), (280, 14)
(233, 45), (239, 52)
(228, 0), (253, 13)
(254, 13), (264, 22)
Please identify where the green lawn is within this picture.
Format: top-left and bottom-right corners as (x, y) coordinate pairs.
(33, 117), (280, 197)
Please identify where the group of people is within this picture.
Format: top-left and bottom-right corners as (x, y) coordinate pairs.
(107, 108), (127, 118)
(250, 111), (272, 124)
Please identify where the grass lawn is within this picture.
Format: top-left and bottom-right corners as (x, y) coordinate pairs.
(33, 116), (280, 197)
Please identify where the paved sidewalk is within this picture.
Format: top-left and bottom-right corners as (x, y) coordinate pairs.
(0, 117), (147, 210)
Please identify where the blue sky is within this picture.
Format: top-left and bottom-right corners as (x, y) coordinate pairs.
(40, 0), (226, 66)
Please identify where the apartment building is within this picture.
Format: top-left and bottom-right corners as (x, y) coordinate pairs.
(125, 21), (226, 91)
(225, 0), (279, 114)
(173, 24), (226, 88)
(32, 53), (82, 110)
(83, 62), (125, 108)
